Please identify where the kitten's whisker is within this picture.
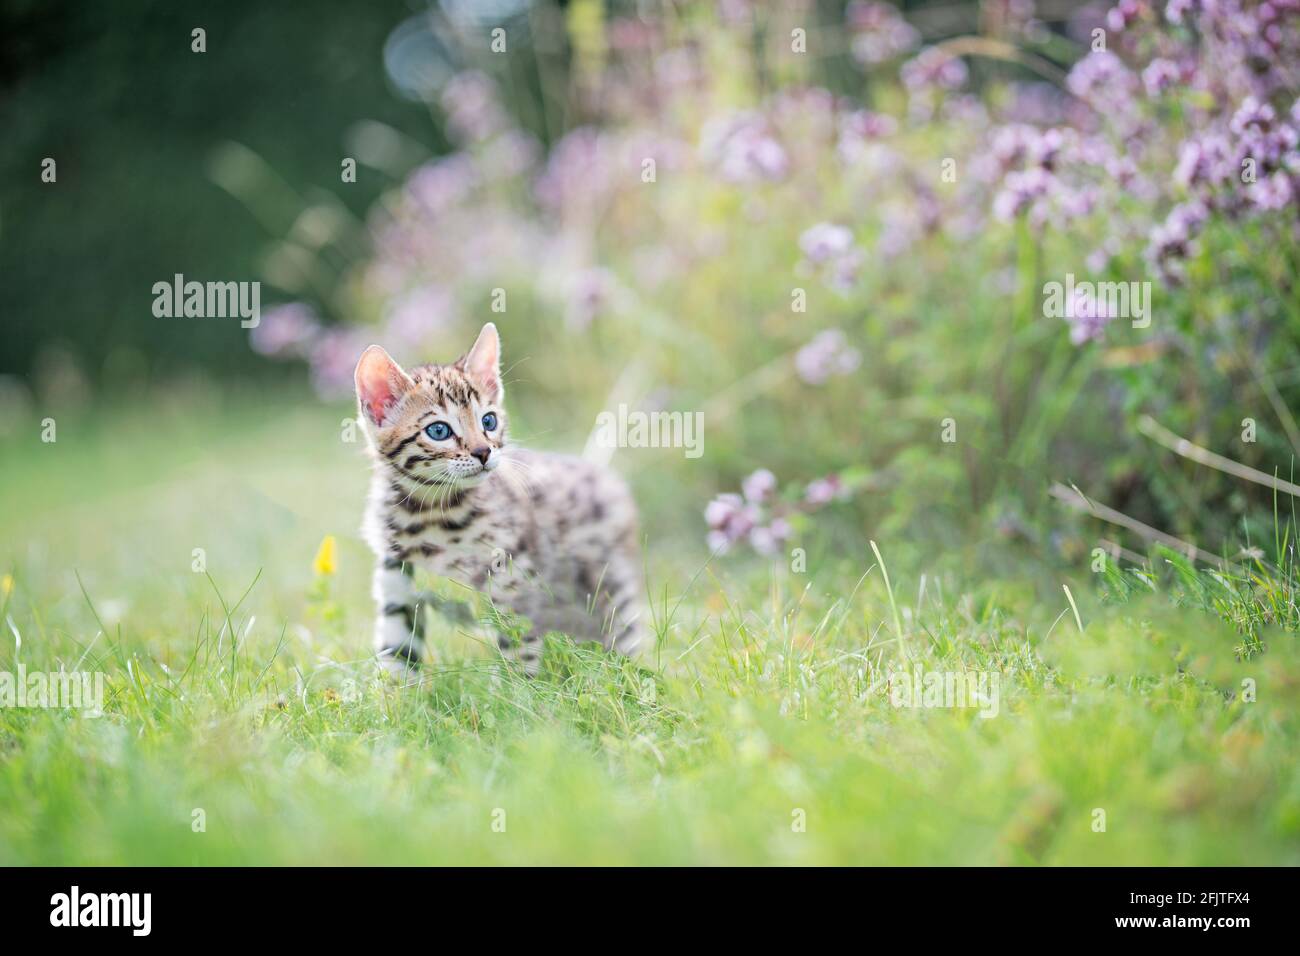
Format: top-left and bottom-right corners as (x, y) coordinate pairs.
(498, 457), (539, 497)
(421, 473), (457, 515)
(435, 476), (457, 516)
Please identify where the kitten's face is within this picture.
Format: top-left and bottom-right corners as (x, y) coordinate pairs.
(355, 324), (507, 488)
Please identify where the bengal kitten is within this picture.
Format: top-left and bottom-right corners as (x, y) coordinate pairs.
(355, 323), (646, 677)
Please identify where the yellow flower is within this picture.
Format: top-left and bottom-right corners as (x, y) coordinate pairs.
(313, 536), (337, 576)
(1, 574), (11, 598)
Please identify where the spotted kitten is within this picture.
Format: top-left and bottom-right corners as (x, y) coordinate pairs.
(355, 323), (646, 676)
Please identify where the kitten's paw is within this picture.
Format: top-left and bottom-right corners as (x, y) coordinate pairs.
(376, 649), (423, 686)
(496, 633), (542, 678)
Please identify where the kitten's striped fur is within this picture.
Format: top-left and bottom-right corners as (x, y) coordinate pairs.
(355, 323), (646, 677)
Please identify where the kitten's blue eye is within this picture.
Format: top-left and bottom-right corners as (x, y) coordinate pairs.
(482, 412), (498, 432)
(425, 421), (452, 441)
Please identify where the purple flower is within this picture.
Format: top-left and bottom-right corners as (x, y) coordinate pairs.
(1142, 58), (1181, 97)
(1174, 133), (1234, 188)
(1230, 97), (1276, 137)
(1066, 51), (1136, 102)
(251, 303), (320, 358)
(804, 475), (845, 506)
(705, 472), (852, 556)
(798, 223), (854, 264)
(1106, 0), (1143, 32)
(1172, 199), (1210, 233)
(900, 47), (968, 93)
(846, 2), (920, 66)
(700, 112), (789, 184)
(1063, 287), (1117, 345)
(406, 154), (478, 215)
(841, 110), (898, 139)
(1105, 154), (1140, 187)
(837, 110), (898, 164)
(705, 493), (743, 530)
(742, 469), (777, 504)
(798, 224), (863, 292)
(1146, 200), (1208, 283)
(1250, 170), (1294, 210)
(795, 330), (862, 385)
(1001, 82), (1071, 126)
(991, 124), (1039, 169)
(993, 167), (1054, 221)
(704, 493), (760, 553)
(747, 526), (780, 555)
(899, 47), (972, 122)
(1028, 127), (1069, 169)
(1054, 182), (1100, 219)
(826, 247), (865, 289)
(748, 518), (794, 556)
(705, 532), (730, 554)
(1238, 120), (1299, 172)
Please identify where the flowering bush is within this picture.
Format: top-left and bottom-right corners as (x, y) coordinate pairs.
(246, 1), (1299, 560)
(705, 468), (857, 554)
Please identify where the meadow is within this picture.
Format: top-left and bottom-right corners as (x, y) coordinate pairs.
(2, 1), (1299, 865)
(0, 389), (1297, 865)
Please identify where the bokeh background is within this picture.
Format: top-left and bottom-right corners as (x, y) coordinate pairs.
(4, 0), (1297, 560)
(1, 0), (1299, 865)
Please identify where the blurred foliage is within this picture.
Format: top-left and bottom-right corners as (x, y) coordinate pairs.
(0, 0), (441, 384)
(3, 0), (1299, 562)
(232, 0), (1300, 561)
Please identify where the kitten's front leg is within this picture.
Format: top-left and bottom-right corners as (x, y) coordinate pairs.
(481, 567), (543, 677)
(373, 557), (425, 680)
(495, 626), (543, 677)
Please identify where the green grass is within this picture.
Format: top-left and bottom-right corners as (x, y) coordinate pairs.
(1, 394), (1298, 865)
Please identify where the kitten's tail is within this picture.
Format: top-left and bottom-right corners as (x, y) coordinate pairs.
(581, 357), (651, 466)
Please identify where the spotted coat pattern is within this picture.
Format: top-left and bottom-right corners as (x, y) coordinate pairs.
(355, 327), (645, 676)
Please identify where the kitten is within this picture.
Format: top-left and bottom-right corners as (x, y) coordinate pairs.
(355, 323), (646, 676)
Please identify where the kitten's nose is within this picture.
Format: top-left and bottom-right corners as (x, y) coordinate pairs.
(470, 446), (491, 465)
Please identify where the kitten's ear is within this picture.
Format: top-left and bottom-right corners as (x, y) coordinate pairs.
(463, 322), (502, 399)
(355, 345), (415, 427)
